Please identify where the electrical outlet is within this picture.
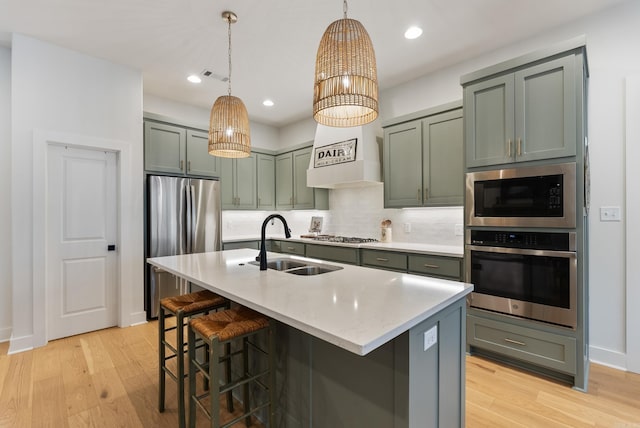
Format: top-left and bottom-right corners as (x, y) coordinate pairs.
(454, 224), (464, 236)
(600, 206), (621, 222)
(404, 223), (411, 233)
(423, 325), (438, 351)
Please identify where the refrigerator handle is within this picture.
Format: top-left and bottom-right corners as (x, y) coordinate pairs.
(190, 185), (197, 253)
(185, 184), (192, 254)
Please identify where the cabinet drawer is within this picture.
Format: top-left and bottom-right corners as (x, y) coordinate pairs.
(408, 254), (461, 280)
(306, 244), (359, 265)
(280, 241), (305, 256)
(467, 315), (576, 375)
(361, 250), (407, 271)
(223, 241), (259, 250)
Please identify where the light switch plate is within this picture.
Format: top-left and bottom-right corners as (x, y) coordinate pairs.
(600, 206), (621, 222)
(423, 325), (438, 351)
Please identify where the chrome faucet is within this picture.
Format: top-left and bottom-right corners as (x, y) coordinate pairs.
(257, 214), (291, 270)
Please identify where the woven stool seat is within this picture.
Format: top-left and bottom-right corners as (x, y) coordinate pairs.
(160, 289), (227, 314)
(190, 306), (269, 342)
(188, 306), (275, 428)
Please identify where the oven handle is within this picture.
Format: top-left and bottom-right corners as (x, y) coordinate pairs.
(466, 245), (576, 258)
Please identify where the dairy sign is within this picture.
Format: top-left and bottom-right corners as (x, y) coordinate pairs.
(313, 139), (357, 168)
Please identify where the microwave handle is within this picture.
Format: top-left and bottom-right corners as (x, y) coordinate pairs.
(466, 244), (576, 258)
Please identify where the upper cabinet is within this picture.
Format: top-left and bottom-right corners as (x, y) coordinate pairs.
(144, 121), (220, 177)
(220, 154), (258, 210)
(464, 54), (577, 168)
(276, 147), (328, 211)
(383, 105), (463, 208)
(256, 153), (276, 210)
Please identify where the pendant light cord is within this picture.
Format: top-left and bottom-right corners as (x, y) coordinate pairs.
(343, 0), (348, 18)
(227, 15), (232, 97)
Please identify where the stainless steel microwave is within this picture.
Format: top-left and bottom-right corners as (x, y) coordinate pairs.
(465, 162), (576, 228)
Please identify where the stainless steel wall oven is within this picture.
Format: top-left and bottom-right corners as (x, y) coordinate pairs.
(465, 162), (576, 228)
(465, 230), (577, 328)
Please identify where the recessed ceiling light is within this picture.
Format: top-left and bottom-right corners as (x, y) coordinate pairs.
(263, 99), (274, 107)
(404, 26), (423, 40)
(187, 74), (202, 83)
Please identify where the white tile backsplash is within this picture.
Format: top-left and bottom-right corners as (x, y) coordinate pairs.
(222, 184), (463, 246)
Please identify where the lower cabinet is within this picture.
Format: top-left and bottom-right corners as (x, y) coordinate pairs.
(361, 249), (407, 272)
(467, 313), (577, 375)
(222, 240), (260, 250)
(305, 244), (359, 265)
(408, 254), (461, 280)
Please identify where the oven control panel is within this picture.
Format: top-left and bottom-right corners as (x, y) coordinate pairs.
(469, 230), (573, 251)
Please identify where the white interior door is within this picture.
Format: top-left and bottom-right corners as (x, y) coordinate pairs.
(47, 145), (118, 340)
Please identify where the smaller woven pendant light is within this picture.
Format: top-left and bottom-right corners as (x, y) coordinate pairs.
(209, 11), (251, 158)
(313, 0), (378, 127)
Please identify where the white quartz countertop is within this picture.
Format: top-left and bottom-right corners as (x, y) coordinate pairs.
(147, 249), (472, 356)
(223, 236), (463, 258)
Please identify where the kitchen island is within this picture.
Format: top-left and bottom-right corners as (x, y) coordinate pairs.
(148, 249), (473, 428)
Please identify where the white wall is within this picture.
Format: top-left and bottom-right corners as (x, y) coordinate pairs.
(143, 94), (281, 151)
(0, 46), (11, 342)
(10, 34), (144, 352)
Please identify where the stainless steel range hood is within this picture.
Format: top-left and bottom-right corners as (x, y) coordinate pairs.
(306, 124), (382, 189)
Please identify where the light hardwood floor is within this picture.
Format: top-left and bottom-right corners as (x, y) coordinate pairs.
(0, 321), (639, 427)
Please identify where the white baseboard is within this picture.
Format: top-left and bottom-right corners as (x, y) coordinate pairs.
(589, 345), (627, 371)
(128, 311), (147, 326)
(0, 326), (11, 343)
(8, 334), (34, 355)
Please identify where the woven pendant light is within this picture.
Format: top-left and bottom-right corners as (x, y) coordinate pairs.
(209, 11), (251, 158)
(313, 0), (378, 127)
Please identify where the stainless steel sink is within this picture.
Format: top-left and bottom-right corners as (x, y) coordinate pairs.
(285, 265), (342, 276)
(250, 258), (343, 275)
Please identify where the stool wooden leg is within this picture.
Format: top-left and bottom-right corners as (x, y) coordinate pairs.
(210, 338), (221, 428)
(176, 311), (186, 428)
(188, 326), (198, 428)
(158, 307), (166, 412)
(225, 342), (234, 413)
(243, 337), (251, 427)
(268, 322), (276, 428)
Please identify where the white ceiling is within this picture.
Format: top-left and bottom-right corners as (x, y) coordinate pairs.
(0, 0), (628, 127)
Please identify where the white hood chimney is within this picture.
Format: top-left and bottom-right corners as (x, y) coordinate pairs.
(306, 123), (382, 189)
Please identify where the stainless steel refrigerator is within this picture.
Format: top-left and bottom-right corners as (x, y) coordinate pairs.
(146, 175), (221, 318)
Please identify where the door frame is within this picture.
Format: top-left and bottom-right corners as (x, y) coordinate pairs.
(625, 76), (640, 373)
(32, 129), (143, 347)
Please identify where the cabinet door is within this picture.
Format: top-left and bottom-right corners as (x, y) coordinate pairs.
(514, 55), (576, 162)
(293, 148), (314, 209)
(185, 129), (220, 177)
(257, 154), (276, 210)
(422, 110), (463, 206)
(219, 157), (235, 209)
(464, 75), (515, 168)
(144, 122), (186, 174)
(383, 120), (423, 208)
(235, 154), (257, 209)
(275, 152), (294, 210)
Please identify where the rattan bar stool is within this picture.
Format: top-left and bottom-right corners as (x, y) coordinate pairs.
(159, 290), (230, 428)
(187, 306), (276, 428)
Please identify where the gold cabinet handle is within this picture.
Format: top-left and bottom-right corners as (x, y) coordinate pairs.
(376, 257), (389, 262)
(507, 139), (512, 157)
(180, 160), (184, 170)
(517, 138), (522, 156)
(424, 188), (429, 201)
(187, 160), (191, 172)
(504, 338), (526, 346)
(287, 246), (296, 251)
(258, 197), (261, 206)
(423, 263), (439, 269)
(417, 189), (421, 202)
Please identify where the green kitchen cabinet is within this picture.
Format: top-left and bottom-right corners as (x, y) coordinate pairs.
(276, 147), (328, 210)
(464, 54), (577, 168)
(144, 121), (220, 177)
(257, 153), (276, 210)
(383, 106), (463, 208)
(408, 254), (462, 281)
(144, 121), (186, 175)
(305, 244), (360, 265)
(220, 153), (257, 210)
(185, 129), (220, 177)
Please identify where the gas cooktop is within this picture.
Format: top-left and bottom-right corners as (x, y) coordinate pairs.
(309, 235), (378, 244)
